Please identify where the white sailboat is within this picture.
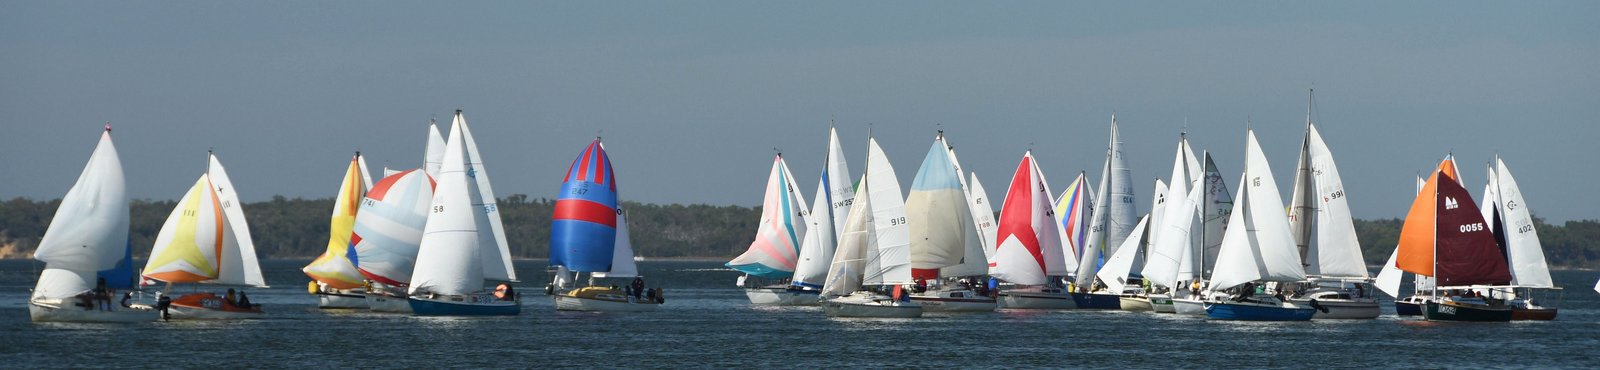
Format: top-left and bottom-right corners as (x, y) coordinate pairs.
(1284, 115), (1379, 319)
(1202, 129), (1314, 321)
(29, 126), (154, 323)
(780, 126), (857, 305)
(304, 153), (373, 309)
(1481, 156), (1560, 320)
(1117, 179), (1167, 312)
(1140, 135), (1203, 314)
(143, 152), (269, 320)
(907, 132), (997, 312)
(1095, 214), (1152, 307)
(407, 111), (520, 316)
(728, 154), (813, 305)
(1072, 116), (1139, 309)
(992, 151), (1076, 309)
(1172, 152), (1235, 316)
(819, 136), (921, 318)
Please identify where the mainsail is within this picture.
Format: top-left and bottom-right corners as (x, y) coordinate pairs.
(409, 116), (483, 296)
(1483, 157), (1552, 288)
(793, 126), (854, 288)
(1288, 123), (1367, 279)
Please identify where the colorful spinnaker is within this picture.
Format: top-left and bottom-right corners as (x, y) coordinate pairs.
(551, 139), (620, 273)
(727, 154), (810, 278)
(304, 153), (371, 290)
(352, 169), (436, 287)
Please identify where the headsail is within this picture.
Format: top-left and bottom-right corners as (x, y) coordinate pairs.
(862, 137), (913, 286)
(453, 111), (516, 282)
(1486, 157), (1552, 288)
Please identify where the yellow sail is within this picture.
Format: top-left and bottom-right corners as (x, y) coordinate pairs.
(143, 175), (223, 283)
(302, 155), (368, 289)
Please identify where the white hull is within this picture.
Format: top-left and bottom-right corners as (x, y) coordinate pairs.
(1120, 296), (1152, 311)
(822, 293), (922, 318)
(1172, 297), (1208, 316)
(1150, 294), (1176, 313)
(997, 289), (1076, 309)
(553, 294), (661, 312)
(29, 299), (156, 323)
(318, 292), (368, 309)
(1292, 297), (1380, 319)
(366, 293), (413, 313)
(909, 288), (997, 312)
(744, 287), (820, 306)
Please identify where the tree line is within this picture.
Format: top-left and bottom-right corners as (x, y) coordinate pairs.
(3, 196), (1599, 268)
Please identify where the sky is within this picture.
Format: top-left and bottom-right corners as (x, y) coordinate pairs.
(3, 1), (1597, 222)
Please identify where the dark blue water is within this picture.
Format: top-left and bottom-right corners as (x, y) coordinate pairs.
(2, 259), (1597, 368)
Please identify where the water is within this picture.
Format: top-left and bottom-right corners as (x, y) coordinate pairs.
(2, 259), (1598, 368)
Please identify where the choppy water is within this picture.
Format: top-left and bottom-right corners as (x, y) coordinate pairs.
(2, 259), (1598, 368)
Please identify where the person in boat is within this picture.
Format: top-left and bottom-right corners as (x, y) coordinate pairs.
(120, 292), (133, 308)
(1353, 283), (1365, 298)
(78, 292), (95, 310)
(631, 277), (645, 299)
(237, 290), (252, 309)
(155, 291), (172, 321)
(94, 277), (112, 311)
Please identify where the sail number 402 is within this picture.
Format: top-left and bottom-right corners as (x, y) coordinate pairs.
(1459, 222), (1484, 233)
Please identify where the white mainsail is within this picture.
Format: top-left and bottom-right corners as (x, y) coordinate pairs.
(594, 211), (638, 278)
(351, 169), (435, 285)
(1142, 137), (1203, 289)
(793, 126), (855, 288)
(1488, 157), (1553, 288)
(32, 128), (128, 300)
(1143, 179), (1167, 271)
(967, 172), (999, 265)
(453, 111), (517, 282)
(1097, 215), (1150, 294)
(821, 185), (871, 297)
(408, 116), (484, 296)
(424, 118), (445, 180)
(862, 137), (913, 286)
(1289, 124), (1368, 279)
(206, 154), (266, 287)
(908, 134), (969, 275)
(357, 152), (374, 192)
(1207, 130), (1305, 291)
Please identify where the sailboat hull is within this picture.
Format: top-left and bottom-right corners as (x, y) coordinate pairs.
(1204, 301), (1315, 321)
(744, 286), (821, 306)
(1149, 294), (1175, 313)
(1119, 296), (1153, 311)
(1290, 297), (1379, 319)
(366, 291), (413, 313)
(822, 293), (923, 318)
(29, 298), (157, 323)
(553, 287), (662, 312)
(910, 288), (996, 312)
(318, 290), (368, 309)
(1395, 295), (1428, 316)
(1171, 297), (1207, 315)
(997, 289), (1076, 309)
(1511, 307), (1557, 321)
(1423, 301), (1511, 322)
(167, 292), (265, 320)
(1067, 292), (1121, 309)
(408, 295), (520, 316)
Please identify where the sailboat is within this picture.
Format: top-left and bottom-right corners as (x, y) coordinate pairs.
(819, 136), (921, 318)
(1072, 116), (1139, 310)
(1118, 179), (1167, 312)
(1283, 116), (1379, 319)
(786, 126), (857, 305)
(992, 151), (1076, 309)
(352, 168), (436, 313)
(142, 152), (269, 320)
(1172, 152), (1234, 316)
(1395, 156), (1514, 322)
(407, 111), (520, 316)
(906, 132), (997, 312)
(549, 139), (662, 312)
(727, 154), (813, 305)
(304, 153), (373, 308)
(1096, 214), (1152, 310)
(29, 125), (153, 323)
(1480, 156), (1560, 320)
(1140, 135), (1204, 314)
(1202, 129), (1314, 321)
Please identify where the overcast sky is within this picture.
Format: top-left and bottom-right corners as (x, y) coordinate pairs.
(3, 1), (1596, 222)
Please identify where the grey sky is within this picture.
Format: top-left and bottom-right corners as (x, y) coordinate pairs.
(3, 1), (1596, 222)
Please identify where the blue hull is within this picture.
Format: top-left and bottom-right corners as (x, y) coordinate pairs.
(1070, 292), (1121, 309)
(1205, 302), (1315, 321)
(1395, 301), (1422, 316)
(409, 297), (521, 316)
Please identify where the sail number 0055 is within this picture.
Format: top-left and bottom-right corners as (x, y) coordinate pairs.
(1459, 222), (1484, 233)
